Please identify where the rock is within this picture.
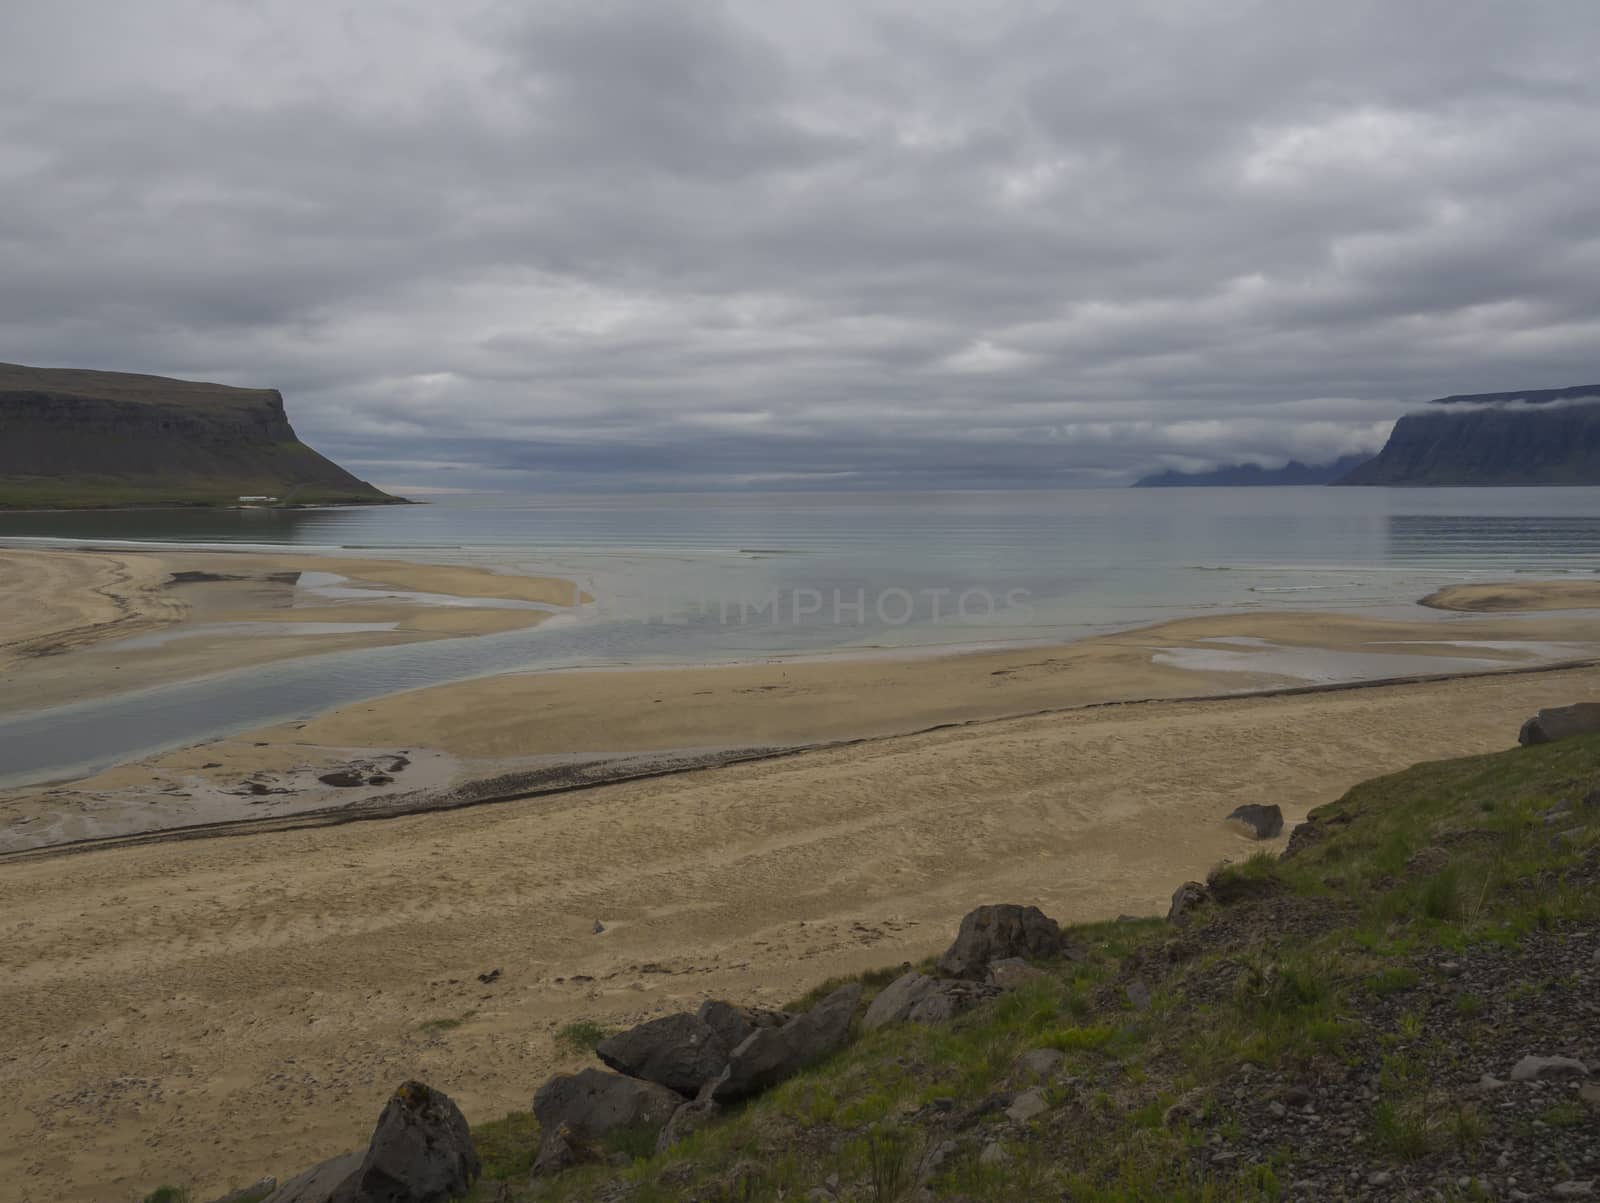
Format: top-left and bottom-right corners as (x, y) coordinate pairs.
(1268, 1101), (1286, 1119)
(1125, 979), (1152, 1011)
(978, 1141), (1010, 1167)
(1368, 1170), (1393, 1186)
(1013, 1048), (1064, 1080)
(476, 968), (501, 985)
(987, 957), (1048, 990)
(908, 980), (1001, 1025)
(656, 1090), (719, 1153)
(860, 972), (997, 1031)
(1005, 1088), (1050, 1122)
(862, 973), (941, 1031)
(339, 1080), (480, 1203)
(1518, 703), (1600, 746)
(532, 1068), (682, 1170)
(920, 1139), (963, 1182)
(592, 919), (605, 935)
(1581, 1082), (1600, 1109)
(596, 1012), (732, 1097)
(318, 770), (366, 788)
(695, 1000), (792, 1050)
(936, 904), (1063, 978)
(712, 983), (861, 1102)
(1281, 817), (1323, 859)
(1509, 1055), (1589, 1081)
(1553, 1185), (1595, 1200)
(209, 1179), (277, 1203)
(261, 1154), (362, 1203)
(1225, 803), (1284, 839)
(1167, 881), (1210, 924)
(1479, 1074), (1507, 1092)
(530, 1125), (597, 1177)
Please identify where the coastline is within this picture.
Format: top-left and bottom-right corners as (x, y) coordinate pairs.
(5, 543), (1600, 851)
(5, 660), (1598, 1200)
(3, 543), (1600, 1197)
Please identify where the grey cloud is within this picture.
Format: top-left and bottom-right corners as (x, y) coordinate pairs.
(2, 0), (1599, 489)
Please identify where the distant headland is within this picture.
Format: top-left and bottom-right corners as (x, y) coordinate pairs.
(1133, 453), (1370, 487)
(0, 362), (402, 509)
(1337, 383), (1600, 486)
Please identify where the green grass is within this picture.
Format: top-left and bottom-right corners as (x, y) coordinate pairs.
(554, 1019), (615, 1055)
(419, 1010), (476, 1033)
(434, 734), (1600, 1202)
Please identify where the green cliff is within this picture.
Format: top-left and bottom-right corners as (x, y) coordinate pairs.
(0, 363), (400, 508)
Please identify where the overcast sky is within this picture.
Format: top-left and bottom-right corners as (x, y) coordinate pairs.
(3, 1), (1599, 490)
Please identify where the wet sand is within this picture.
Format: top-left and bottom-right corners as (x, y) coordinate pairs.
(0, 546), (586, 714)
(1421, 579), (1600, 613)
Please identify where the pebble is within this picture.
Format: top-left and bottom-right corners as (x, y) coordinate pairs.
(1553, 1184), (1595, 1200)
(1368, 1170), (1393, 1186)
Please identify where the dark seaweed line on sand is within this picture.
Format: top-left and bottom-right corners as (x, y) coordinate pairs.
(2, 656), (1596, 866)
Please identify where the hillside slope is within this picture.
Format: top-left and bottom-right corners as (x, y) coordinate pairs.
(0, 363), (399, 508)
(1338, 385), (1600, 486)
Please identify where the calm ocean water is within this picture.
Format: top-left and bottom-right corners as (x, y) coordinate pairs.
(1, 487), (1597, 784)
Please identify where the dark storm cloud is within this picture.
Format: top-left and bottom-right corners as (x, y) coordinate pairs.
(3, 0), (1599, 489)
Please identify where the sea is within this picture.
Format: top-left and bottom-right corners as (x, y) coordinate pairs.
(0, 487), (1597, 785)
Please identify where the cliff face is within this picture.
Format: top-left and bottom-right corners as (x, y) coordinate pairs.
(0, 363), (398, 508)
(1337, 385), (1600, 486)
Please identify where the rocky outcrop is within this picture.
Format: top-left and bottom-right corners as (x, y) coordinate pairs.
(262, 1155), (362, 1203)
(1518, 703), (1600, 746)
(1225, 804), (1284, 839)
(1336, 384), (1600, 486)
(712, 983), (862, 1103)
(1167, 881), (1210, 924)
(596, 1012), (734, 1097)
(338, 1081), (480, 1203)
(694, 1001), (792, 1058)
(259, 1082), (477, 1203)
(0, 361), (398, 508)
(937, 904), (1064, 978)
(860, 972), (1000, 1031)
(532, 1069), (682, 1174)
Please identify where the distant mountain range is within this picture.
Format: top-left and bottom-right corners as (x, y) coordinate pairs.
(0, 363), (400, 509)
(1133, 454), (1371, 487)
(1337, 384), (1600, 486)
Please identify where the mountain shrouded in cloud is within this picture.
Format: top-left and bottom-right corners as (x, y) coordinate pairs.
(2, 0), (1599, 490)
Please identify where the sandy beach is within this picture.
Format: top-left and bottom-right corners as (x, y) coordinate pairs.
(2, 546), (1600, 1200)
(0, 546), (586, 716)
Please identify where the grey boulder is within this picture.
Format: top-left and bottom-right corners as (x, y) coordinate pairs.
(860, 972), (999, 1031)
(208, 1180), (276, 1203)
(596, 1012), (732, 1097)
(988, 957), (1049, 991)
(534, 1066), (682, 1141)
(656, 1088), (720, 1153)
(261, 1154), (362, 1203)
(937, 905), (1063, 978)
(713, 983), (862, 1102)
(337, 1080), (480, 1203)
(1225, 804), (1284, 839)
(1509, 1055), (1589, 1081)
(1519, 702), (1600, 746)
(1167, 881), (1210, 924)
(695, 1000), (792, 1051)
